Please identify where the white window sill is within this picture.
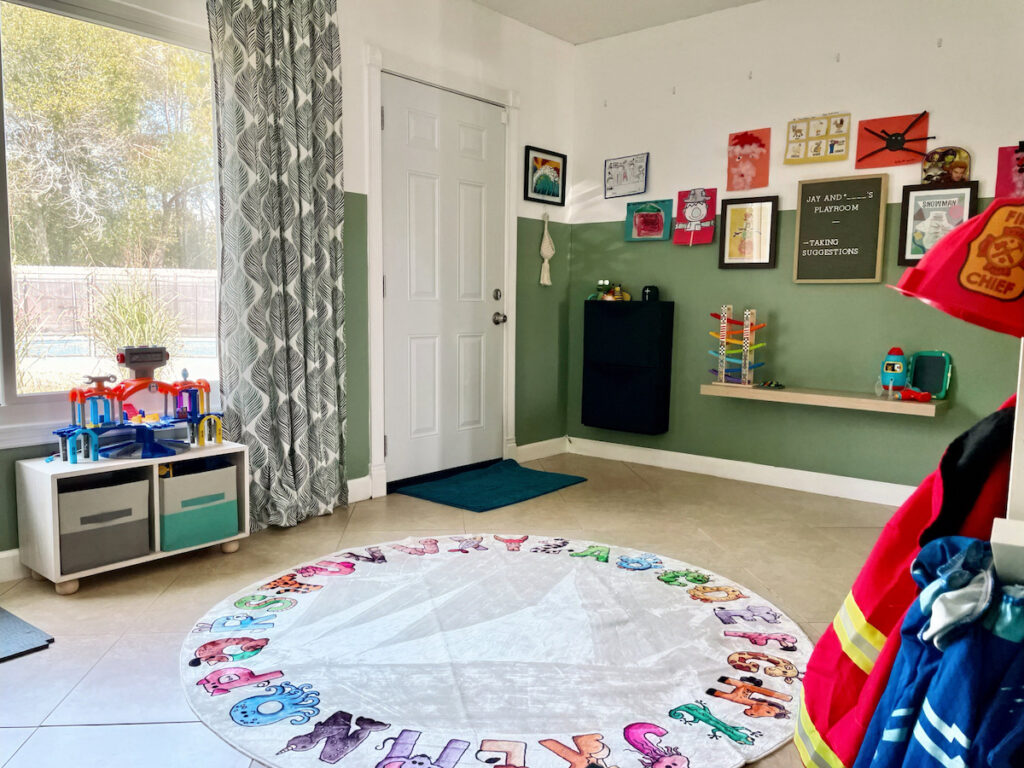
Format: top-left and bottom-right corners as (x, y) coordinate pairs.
(0, 419), (66, 450)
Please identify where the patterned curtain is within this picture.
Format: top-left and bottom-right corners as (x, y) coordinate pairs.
(208, 0), (346, 528)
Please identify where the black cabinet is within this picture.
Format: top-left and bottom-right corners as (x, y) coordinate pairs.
(581, 301), (674, 434)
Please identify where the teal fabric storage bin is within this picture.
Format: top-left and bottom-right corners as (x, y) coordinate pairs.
(159, 466), (238, 551)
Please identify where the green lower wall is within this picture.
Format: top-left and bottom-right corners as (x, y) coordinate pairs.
(516, 216), (572, 444)
(2, 198), (1015, 551)
(565, 200), (1019, 486)
(0, 443), (51, 551)
(343, 192), (370, 481)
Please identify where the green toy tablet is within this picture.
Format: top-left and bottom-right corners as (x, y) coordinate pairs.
(908, 351), (952, 399)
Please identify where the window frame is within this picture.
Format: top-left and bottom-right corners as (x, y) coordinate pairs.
(0, 0), (219, 443)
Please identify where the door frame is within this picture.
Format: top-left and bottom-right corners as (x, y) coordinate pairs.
(366, 46), (520, 497)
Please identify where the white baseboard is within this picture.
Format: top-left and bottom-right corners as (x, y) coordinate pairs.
(566, 437), (916, 507)
(369, 463), (387, 498)
(515, 436), (570, 463)
(347, 475), (372, 504)
(0, 548), (28, 582)
(516, 435), (916, 507)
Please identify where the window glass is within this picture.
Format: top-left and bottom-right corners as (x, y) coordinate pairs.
(1, 2), (218, 395)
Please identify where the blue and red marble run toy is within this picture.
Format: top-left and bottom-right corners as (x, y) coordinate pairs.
(54, 345), (224, 463)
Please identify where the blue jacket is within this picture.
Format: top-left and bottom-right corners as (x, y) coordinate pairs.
(854, 538), (1024, 768)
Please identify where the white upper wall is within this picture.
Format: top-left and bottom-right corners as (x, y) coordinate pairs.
(570, 0), (1024, 223)
(340, 0), (576, 221)
(50, 0), (577, 221)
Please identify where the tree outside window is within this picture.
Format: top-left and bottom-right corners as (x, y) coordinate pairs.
(1, 3), (219, 395)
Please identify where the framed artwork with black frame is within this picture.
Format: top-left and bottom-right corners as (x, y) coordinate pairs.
(524, 146), (566, 206)
(898, 181), (979, 266)
(719, 196), (779, 269)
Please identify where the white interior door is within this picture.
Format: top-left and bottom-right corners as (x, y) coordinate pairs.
(382, 74), (507, 482)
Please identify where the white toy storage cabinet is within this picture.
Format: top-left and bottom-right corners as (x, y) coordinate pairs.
(17, 441), (249, 594)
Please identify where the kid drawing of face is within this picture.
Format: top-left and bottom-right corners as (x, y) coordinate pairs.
(684, 201), (707, 223)
(728, 131), (767, 190)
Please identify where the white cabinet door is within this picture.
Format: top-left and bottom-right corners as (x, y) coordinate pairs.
(382, 74), (506, 482)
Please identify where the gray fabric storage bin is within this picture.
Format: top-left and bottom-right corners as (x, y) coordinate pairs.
(58, 479), (150, 574)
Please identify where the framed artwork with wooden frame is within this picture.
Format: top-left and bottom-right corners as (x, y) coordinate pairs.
(524, 146), (566, 206)
(898, 181), (979, 266)
(719, 196), (779, 269)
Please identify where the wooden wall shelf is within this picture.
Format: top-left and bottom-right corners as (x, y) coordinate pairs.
(699, 383), (942, 417)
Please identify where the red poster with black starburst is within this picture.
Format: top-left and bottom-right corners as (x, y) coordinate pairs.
(855, 112), (933, 169)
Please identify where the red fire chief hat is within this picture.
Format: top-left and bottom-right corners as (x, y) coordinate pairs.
(894, 197), (1024, 337)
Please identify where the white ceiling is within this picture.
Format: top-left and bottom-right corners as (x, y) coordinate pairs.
(470, 0), (764, 44)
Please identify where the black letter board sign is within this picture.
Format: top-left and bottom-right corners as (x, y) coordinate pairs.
(793, 174), (888, 283)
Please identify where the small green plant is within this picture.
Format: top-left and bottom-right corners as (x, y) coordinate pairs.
(87, 278), (183, 368)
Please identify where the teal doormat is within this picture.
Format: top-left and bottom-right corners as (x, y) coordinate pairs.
(395, 459), (586, 512)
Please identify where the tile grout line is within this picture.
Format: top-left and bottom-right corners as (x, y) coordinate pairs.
(620, 459), (656, 490)
(33, 720), (201, 728)
(1, 727), (35, 768)
(34, 632), (122, 731)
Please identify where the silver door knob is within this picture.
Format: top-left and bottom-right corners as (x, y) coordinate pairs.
(492, 312), (507, 325)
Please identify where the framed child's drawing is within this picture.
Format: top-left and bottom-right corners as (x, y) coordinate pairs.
(605, 152), (648, 198)
(719, 196), (778, 269)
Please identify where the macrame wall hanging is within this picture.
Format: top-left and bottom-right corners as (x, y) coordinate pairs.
(540, 212), (555, 286)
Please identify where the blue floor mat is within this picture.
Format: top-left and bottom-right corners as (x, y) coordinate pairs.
(0, 607), (53, 663)
(395, 459), (586, 512)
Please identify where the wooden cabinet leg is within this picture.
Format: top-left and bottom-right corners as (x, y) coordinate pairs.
(55, 579), (80, 596)
(29, 569), (45, 581)
(220, 540), (240, 554)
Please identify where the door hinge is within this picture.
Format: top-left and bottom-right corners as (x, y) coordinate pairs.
(382, 275), (386, 297)
(383, 435), (387, 457)
(381, 106), (384, 131)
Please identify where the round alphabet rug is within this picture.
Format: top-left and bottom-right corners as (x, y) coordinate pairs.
(182, 534), (811, 768)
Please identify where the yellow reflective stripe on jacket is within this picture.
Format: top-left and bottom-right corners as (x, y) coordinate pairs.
(831, 591), (886, 674)
(795, 696), (848, 768)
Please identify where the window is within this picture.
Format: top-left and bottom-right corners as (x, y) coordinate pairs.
(0, 2), (218, 404)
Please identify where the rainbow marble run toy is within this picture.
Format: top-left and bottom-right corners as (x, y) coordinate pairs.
(54, 345), (223, 463)
(707, 304), (767, 386)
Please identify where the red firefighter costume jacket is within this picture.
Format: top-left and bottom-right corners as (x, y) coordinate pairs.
(796, 396), (1015, 768)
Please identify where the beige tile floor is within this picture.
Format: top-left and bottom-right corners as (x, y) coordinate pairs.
(0, 454), (896, 768)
